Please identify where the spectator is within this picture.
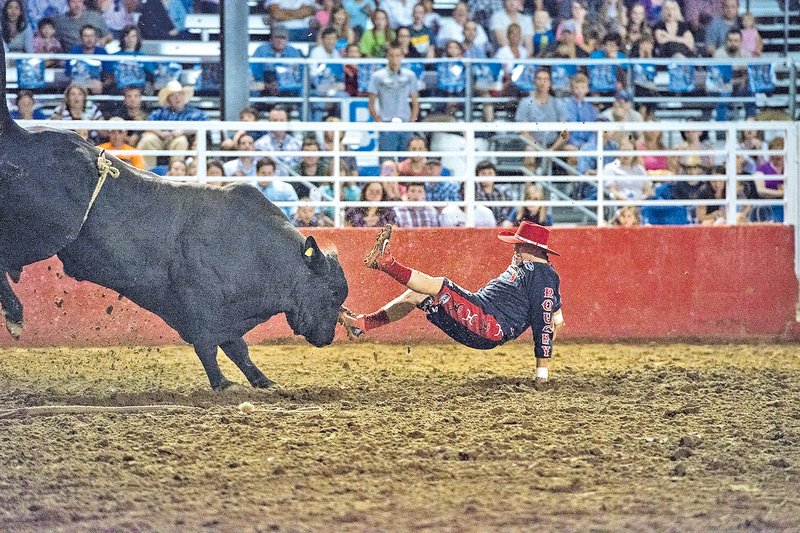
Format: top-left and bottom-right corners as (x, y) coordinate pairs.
(223, 134), (259, 178)
(435, 40), (466, 116)
(561, 72), (597, 150)
(676, 126), (713, 169)
(382, 0), (414, 29)
(309, 26), (347, 121)
(409, 2), (436, 57)
(738, 123), (768, 174)
(653, 0), (695, 57)
(380, 159), (405, 200)
(515, 68), (565, 149)
(137, 80), (209, 169)
(254, 106), (303, 173)
(50, 82), (103, 122)
(367, 41), (419, 161)
(314, 0), (336, 30)
(437, 2), (489, 50)
(220, 107), (263, 151)
(393, 182), (440, 227)
(695, 176), (737, 225)
(635, 119), (674, 174)
(317, 160), (361, 218)
(2, 0), (34, 52)
(424, 158), (460, 202)
(556, 1), (589, 54)
(587, 33), (626, 93)
(9, 89), (47, 120)
(360, 8), (394, 57)
(751, 136), (784, 223)
(542, 20), (588, 59)
(345, 181), (397, 227)
(463, 19), (490, 58)
(166, 158), (187, 177)
(343, 42), (363, 96)
(397, 136), (428, 176)
(102, 86), (147, 147)
(396, 25), (422, 58)
(503, 183), (552, 227)
(739, 11), (762, 56)
(419, 0), (440, 33)
(605, 137), (651, 201)
(711, 29), (756, 120)
(53, 0), (110, 51)
(630, 34), (657, 104)
(264, 0), (318, 41)
(343, 0), (373, 37)
(610, 205), (642, 226)
(475, 160), (511, 225)
(495, 23), (529, 96)
(33, 17), (63, 63)
(135, 0), (189, 40)
(292, 198), (335, 227)
(96, 0), (134, 40)
(596, 0), (627, 41)
(291, 136), (329, 198)
(683, 0), (724, 33)
(440, 203), (498, 227)
(316, 116), (357, 173)
(599, 89), (644, 122)
(705, 0), (740, 55)
(469, 0), (504, 31)
(490, 0), (534, 53)
(625, 3), (650, 51)
(531, 10), (555, 56)
(251, 24), (304, 98)
(64, 24), (110, 94)
(205, 158), (225, 186)
(257, 157), (300, 219)
(26, 1), (68, 29)
(96, 116), (146, 169)
(111, 25), (147, 92)
(327, 4), (356, 45)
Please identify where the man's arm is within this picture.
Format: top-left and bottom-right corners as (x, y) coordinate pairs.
(268, 3), (316, 22)
(409, 92), (419, 122)
(367, 93), (381, 122)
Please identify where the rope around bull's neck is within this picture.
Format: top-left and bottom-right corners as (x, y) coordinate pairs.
(81, 150), (120, 224)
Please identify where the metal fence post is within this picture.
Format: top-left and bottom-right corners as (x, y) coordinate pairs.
(789, 60), (798, 120)
(464, 127), (476, 226)
(465, 62), (473, 123)
(301, 66), (310, 122)
(724, 124), (738, 225)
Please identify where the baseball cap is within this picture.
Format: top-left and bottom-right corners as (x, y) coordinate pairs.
(614, 89), (632, 102)
(271, 24), (289, 39)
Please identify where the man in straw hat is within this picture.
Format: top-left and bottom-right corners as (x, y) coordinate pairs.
(341, 222), (564, 382)
(136, 80), (208, 169)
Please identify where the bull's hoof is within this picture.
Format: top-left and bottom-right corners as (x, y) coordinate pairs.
(252, 376), (278, 389)
(212, 378), (240, 391)
(5, 320), (22, 340)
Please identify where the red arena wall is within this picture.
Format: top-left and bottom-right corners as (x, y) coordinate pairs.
(1, 225), (796, 347)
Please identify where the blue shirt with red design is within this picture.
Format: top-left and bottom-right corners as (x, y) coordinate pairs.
(472, 260), (562, 358)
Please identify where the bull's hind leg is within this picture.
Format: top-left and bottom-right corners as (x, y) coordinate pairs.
(0, 271), (23, 339)
(194, 343), (236, 391)
(220, 337), (276, 389)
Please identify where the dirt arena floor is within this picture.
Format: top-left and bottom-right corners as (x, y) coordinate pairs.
(0, 342), (798, 532)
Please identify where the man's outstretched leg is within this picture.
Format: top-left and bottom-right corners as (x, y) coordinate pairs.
(364, 225), (445, 296)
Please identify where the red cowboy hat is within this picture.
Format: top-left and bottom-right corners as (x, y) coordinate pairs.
(497, 221), (561, 256)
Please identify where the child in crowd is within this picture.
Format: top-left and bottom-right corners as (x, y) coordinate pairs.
(739, 12), (763, 57)
(532, 10), (555, 56)
(32, 17), (62, 67)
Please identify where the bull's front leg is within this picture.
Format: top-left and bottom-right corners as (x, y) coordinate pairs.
(193, 343), (236, 391)
(0, 270), (23, 339)
(220, 337), (276, 389)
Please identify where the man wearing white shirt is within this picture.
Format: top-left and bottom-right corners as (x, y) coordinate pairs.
(436, 2), (490, 50)
(309, 27), (348, 120)
(264, 0), (317, 41)
(223, 134), (259, 178)
(490, 0), (534, 53)
(380, 0), (414, 29)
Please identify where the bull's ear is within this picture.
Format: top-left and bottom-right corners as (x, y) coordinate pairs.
(303, 236), (327, 273)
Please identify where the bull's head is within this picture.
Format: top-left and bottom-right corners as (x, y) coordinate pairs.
(286, 236), (348, 347)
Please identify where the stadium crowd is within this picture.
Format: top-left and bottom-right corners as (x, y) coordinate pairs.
(2, 0), (788, 226)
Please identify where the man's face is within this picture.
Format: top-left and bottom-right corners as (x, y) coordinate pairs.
(724, 0), (738, 18)
(68, 0), (85, 15)
(478, 168), (496, 188)
(257, 163), (276, 177)
(322, 32), (337, 52)
(387, 47), (403, 71)
(464, 21), (477, 43)
(269, 109), (288, 138)
(297, 205), (314, 223)
(124, 88), (141, 108)
(237, 135), (255, 152)
(726, 32), (741, 54)
(81, 28), (97, 49)
(571, 80), (588, 98)
(109, 129), (125, 145)
(452, 3), (467, 24)
(406, 185), (426, 202)
(302, 143), (320, 165)
(272, 35), (287, 53)
(167, 91), (185, 110)
(534, 71), (551, 92)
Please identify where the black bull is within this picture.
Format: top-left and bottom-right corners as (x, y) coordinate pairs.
(0, 46), (349, 390)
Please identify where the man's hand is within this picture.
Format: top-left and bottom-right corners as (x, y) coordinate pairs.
(338, 306), (364, 339)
